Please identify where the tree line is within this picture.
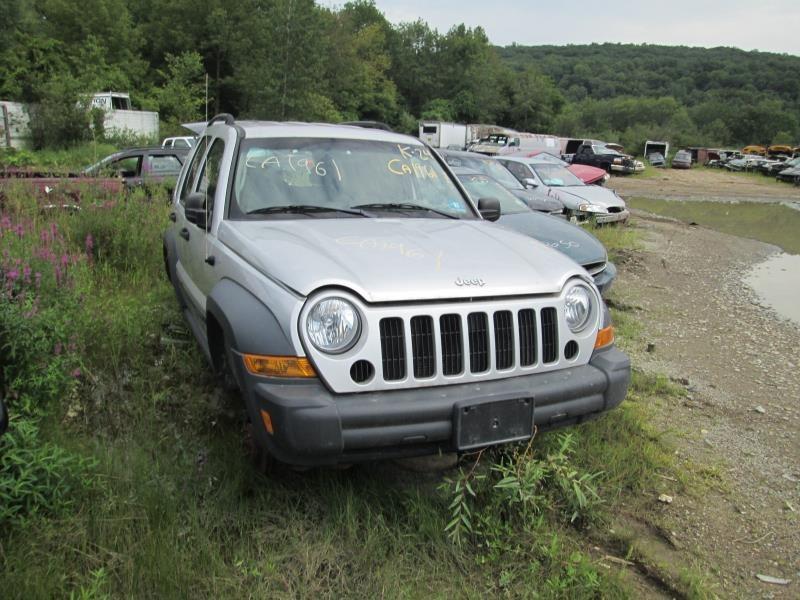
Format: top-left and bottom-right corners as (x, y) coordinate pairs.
(1, 0), (797, 153)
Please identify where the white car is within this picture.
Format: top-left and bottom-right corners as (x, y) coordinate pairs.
(162, 136), (196, 149)
(498, 156), (630, 224)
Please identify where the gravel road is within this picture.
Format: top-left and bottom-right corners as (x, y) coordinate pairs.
(613, 209), (799, 598)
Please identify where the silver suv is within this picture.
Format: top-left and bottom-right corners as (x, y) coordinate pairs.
(163, 115), (631, 467)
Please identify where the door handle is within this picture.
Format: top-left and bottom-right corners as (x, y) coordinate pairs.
(179, 228), (190, 241)
(169, 212), (176, 222)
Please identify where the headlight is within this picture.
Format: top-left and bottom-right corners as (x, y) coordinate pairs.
(306, 297), (360, 353)
(577, 203), (605, 213)
(564, 283), (594, 332)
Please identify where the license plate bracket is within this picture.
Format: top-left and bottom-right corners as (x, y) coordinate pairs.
(454, 397), (534, 451)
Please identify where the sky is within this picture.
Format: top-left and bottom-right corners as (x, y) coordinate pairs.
(319, 0), (800, 56)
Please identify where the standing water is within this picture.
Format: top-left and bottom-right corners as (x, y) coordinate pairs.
(743, 253), (800, 327)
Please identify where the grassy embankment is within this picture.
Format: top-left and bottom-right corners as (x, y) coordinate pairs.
(0, 147), (707, 598)
(628, 196), (800, 254)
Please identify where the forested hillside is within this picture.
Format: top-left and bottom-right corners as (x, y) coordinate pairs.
(2, 0), (798, 153)
(499, 43), (800, 152)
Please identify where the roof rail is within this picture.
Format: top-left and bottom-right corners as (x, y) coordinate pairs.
(207, 113), (235, 127)
(340, 120), (394, 132)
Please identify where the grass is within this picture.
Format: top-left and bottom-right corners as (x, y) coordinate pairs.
(628, 197), (800, 254)
(0, 152), (705, 598)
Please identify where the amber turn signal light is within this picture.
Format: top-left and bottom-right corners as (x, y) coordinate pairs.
(594, 325), (615, 349)
(243, 354), (317, 378)
(260, 409), (274, 435)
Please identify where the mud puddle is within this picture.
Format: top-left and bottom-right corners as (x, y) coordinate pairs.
(744, 252), (800, 327)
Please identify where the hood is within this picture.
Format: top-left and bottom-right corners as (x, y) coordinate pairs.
(546, 185), (626, 210)
(218, 218), (585, 303)
(498, 212), (606, 267)
(568, 164), (607, 185)
(509, 188), (563, 212)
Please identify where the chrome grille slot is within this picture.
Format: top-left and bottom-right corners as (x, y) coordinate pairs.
(440, 314), (463, 376)
(541, 307), (558, 363)
(379, 317), (406, 381)
(467, 312), (489, 373)
(518, 309), (537, 366)
(493, 310), (514, 370)
(410, 316), (435, 378)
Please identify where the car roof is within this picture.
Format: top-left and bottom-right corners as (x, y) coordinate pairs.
(228, 121), (421, 146)
(438, 148), (496, 160)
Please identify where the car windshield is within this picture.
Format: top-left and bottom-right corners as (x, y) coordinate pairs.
(531, 163), (584, 187)
(446, 154), (523, 190)
(231, 138), (474, 219)
(529, 152), (566, 165)
(456, 174), (529, 214)
(592, 145), (624, 157)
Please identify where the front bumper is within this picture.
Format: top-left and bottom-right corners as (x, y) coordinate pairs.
(594, 209), (630, 224)
(237, 346), (631, 466)
(610, 163), (645, 173)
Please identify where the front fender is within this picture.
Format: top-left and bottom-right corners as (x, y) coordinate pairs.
(205, 278), (295, 358)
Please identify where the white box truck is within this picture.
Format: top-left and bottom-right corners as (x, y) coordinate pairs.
(418, 122), (468, 149)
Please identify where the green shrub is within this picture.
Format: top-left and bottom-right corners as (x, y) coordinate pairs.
(0, 416), (94, 527)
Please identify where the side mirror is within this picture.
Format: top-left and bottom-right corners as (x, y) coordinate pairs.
(477, 197), (501, 222)
(0, 396), (8, 437)
(185, 192), (210, 229)
(523, 177), (538, 189)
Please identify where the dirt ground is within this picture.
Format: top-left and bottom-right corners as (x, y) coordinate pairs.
(610, 168), (800, 205)
(609, 202), (799, 597)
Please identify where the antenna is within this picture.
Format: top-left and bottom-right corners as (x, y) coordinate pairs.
(204, 72), (209, 261)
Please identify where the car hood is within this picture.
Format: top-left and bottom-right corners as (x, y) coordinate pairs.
(218, 218), (585, 303)
(568, 164), (607, 184)
(544, 185), (626, 210)
(497, 212), (607, 267)
(509, 188), (564, 212)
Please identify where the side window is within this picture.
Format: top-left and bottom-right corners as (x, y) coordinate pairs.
(147, 154), (183, 174)
(195, 139), (226, 211)
(504, 161), (529, 182)
(178, 136), (210, 205)
(108, 156), (141, 177)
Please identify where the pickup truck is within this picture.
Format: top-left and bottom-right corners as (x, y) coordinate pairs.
(571, 142), (644, 174)
(163, 115), (631, 467)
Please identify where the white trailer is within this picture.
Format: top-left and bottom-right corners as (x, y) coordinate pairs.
(0, 101), (31, 149)
(418, 122), (468, 149)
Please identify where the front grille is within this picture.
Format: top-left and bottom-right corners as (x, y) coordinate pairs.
(467, 312), (489, 373)
(541, 307), (558, 363)
(379, 317), (406, 380)
(583, 261), (607, 276)
(410, 316), (435, 378)
(375, 306), (562, 384)
(607, 206), (624, 213)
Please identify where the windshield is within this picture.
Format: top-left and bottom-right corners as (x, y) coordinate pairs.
(456, 174), (529, 215)
(446, 154), (523, 190)
(530, 163), (584, 187)
(230, 138), (474, 219)
(592, 145), (624, 157)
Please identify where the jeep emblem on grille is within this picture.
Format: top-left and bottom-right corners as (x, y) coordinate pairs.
(455, 277), (485, 287)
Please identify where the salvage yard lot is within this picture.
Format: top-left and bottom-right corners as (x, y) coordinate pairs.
(1, 162), (798, 598)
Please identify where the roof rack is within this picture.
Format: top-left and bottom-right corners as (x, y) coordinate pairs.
(207, 113), (235, 127)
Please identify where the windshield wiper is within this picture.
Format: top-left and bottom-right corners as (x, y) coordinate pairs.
(246, 205), (370, 217)
(351, 202), (458, 219)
